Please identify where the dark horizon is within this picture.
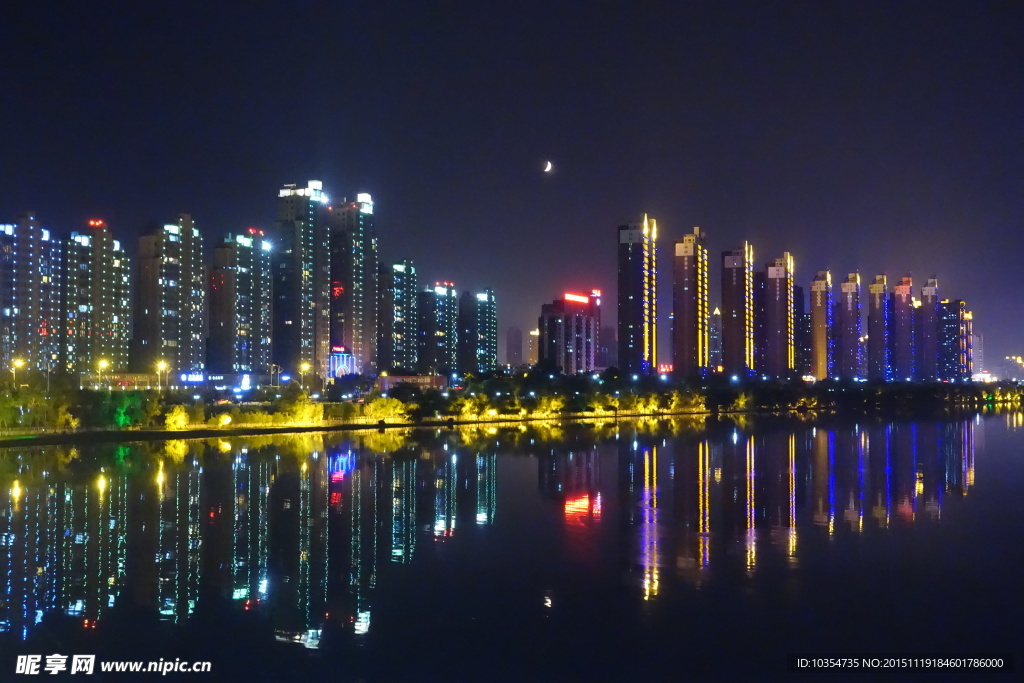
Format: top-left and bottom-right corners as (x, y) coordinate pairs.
(2, 1), (1021, 366)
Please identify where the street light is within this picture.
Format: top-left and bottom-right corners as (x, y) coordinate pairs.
(156, 360), (168, 391)
(300, 362), (311, 390)
(98, 359), (110, 389)
(11, 358), (24, 388)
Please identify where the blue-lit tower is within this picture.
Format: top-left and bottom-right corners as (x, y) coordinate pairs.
(378, 260), (418, 371)
(416, 282), (459, 375)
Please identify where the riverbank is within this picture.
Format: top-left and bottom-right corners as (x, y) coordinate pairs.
(1, 377), (1019, 448)
(0, 408), (709, 447)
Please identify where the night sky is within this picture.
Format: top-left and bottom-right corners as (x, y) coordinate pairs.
(3, 1), (1021, 367)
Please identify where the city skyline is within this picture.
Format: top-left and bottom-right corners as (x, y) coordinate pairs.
(1, 194), (982, 383)
(2, 2), (1020, 367)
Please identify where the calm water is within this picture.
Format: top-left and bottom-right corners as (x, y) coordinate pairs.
(1, 415), (1021, 681)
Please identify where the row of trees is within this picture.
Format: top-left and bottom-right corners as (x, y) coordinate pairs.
(1, 366), (1021, 434)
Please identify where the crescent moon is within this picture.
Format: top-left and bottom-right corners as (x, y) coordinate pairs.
(544, 161), (553, 172)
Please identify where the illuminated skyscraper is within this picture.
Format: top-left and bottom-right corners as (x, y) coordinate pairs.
(273, 181), (330, 379)
(721, 243), (754, 376)
(132, 214), (205, 375)
(867, 275), (890, 381)
(672, 227), (709, 377)
(938, 299), (973, 381)
(377, 260), (418, 371)
(617, 215), (657, 374)
(456, 288), (497, 374)
(64, 219), (131, 374)
(890, 276), (915, 381)
(478, 290), (498, 372)
(329, 193), (378, 375)
(0, 213), (63, 375)
(916, 277), (939, 381)
(208, 229), (273, 374)
(416, 282), (459, 375)
(809, 270), (833, 380)
(753, 270), (766, 371)
(538, 292), (600, 374)
(836, 273), (863, 379)
(793, 284), (811, 376)
(763, 253), (795, 378)
(457, 292), (477, 375)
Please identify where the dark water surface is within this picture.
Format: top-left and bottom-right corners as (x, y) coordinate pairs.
(1, 415), (1021, 681)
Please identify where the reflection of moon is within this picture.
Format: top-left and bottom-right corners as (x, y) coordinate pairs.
(543, 161), (553, 173)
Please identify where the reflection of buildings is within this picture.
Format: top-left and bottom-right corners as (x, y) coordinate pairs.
(390, 458), (417, 563)
(158, 456), (202, 623)
(0, 422), (985, 641)
(433, 453), (458, 539)
(618, 439), (663, 598)
(476, 454), (497, 526)
(232, 449), (271, 606)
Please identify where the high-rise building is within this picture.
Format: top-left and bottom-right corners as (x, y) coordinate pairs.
(597, 325), (616, 369)
(672, 227), (709, 377)
(132, 215), (205, 375)
(867, 275), (890, 381)
(416, 282), (459, 375)
(793, 285), (811, 376)
(971, 332), (984, 374)
(457, 289), (498, 375)
(377, 260), (418, 372)
(753, 270), (766, 372)
(476, 289), (498, 373)
(938, 299), (973, 381)
(208, 229), (272, 374)
(65, 219), (131, 374)
(721, 243), (754, 376)
(527, 328), (540, 366)
(506, 326), (523, 367)
(762, 253), (795, 378)
(617, 215), (657, 374)
(0, 212), (63, 375)
(538, 292), (600, 374)
(890, 276), (915, 381)
(836, 273), (863, 379)
(328, 193), (378, 374)
(809, 270), (833, 380)
(708, 307), (723, 371)
(273, 180), (331, 379)
(916, 277), (940, 380)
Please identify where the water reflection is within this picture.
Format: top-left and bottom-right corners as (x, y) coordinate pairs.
(0, 417), (982, 646)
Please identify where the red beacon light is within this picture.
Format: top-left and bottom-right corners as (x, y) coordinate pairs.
(87, 219), (105, 228)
